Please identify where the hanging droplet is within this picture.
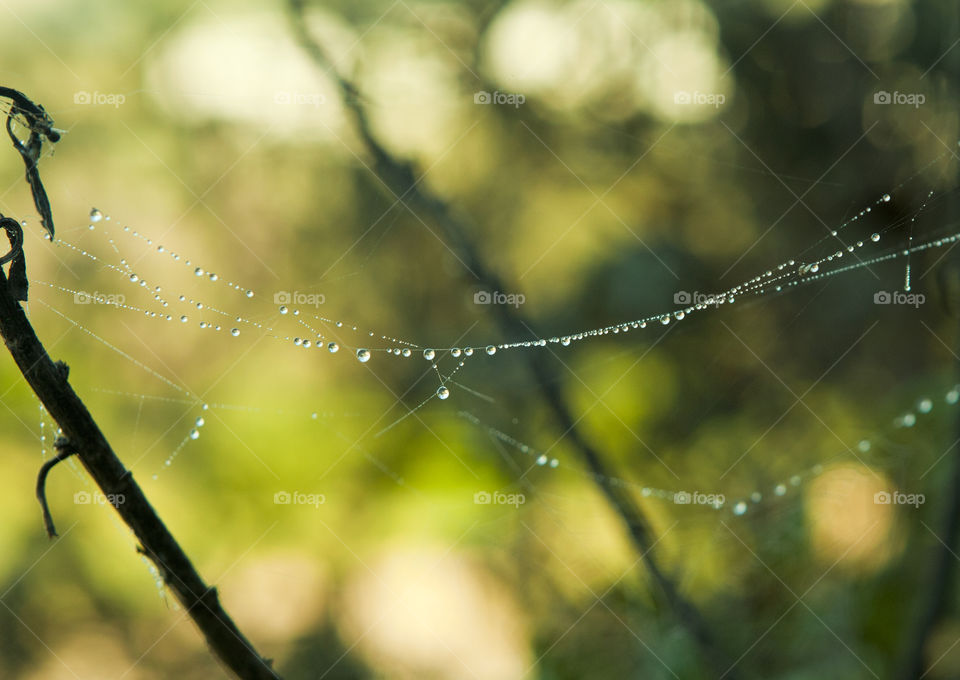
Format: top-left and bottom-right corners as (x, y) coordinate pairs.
(436, 386), (450, 400)
(246, 290), (254, 298)
(733, 501), (747, 516)
(194, 267), (204, 276)
(231, 328), (240, 337)
(423, 349), (436, 361)
(485, 345), (497, 355)
(660, 315), (670, 325)
(549, 458), (559, 468)
(195, 417), (205, 427)
(561, 337), (571, 346)
(279, 306), (288, 315)
(356, 348), (371, 363)
(882, 194), (891, 202)
(774, 484), (787, 496)
(536, 454), (548, 465)
(464, 348), (474, 356)
(89, 207), (103, 222)
(328, 342), (339, 353)
(871, 233), (880, 242)
(401, 348), (412, 358)
(189, 428), (200, 440)
(918, 398), (932, 414)
(180, 315), (188, 323)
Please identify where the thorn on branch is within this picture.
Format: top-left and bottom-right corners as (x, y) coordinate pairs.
(36, 436), (78, 538)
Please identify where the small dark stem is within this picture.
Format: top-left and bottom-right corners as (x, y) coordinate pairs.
(35, 438), (77, 538)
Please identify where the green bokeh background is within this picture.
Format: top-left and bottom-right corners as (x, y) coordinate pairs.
(1, 0), (960, 678)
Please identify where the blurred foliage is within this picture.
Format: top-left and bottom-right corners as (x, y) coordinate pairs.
(1, 0), (960, 678)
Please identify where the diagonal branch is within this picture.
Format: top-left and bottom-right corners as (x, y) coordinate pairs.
(0, 226), (281, 679)
(0, 84), (280, 679)
(285, 2), (736, 674)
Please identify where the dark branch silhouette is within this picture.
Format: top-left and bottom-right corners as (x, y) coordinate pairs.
(0, 87), (281, 680)
(285, 3), (737, 675)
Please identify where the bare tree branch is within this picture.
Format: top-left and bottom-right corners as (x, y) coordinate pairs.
(0, 85), (281, 680)
(285, 3), (737, 675)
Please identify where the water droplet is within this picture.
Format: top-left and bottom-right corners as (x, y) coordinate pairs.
(180, 315), (188, 323)
(209, 273), (219, 281)
(774, 484), (787, 496)
(401, 348), (412, 357)
(947, 389), (960, 405)
(918, 398), (932, 414)
(485, 345), (497, 355)
(858, 440), (871, 452)
(246, 290), (254, 298)
(464, 348), (474, 356)
(750, 492), (762, 503)
(189, 429), (200, 440)
(549, 458), (559, 468)
(328, 342), (339, 353)
(195, 417), (205, 427)
(561, 337), (571, 346)
(129, 273), (139, 283)
(279, 306), (288, 315)
(89, 208), (103, 222)
(882, 194), (891, 202)
(436, 386), (450, 400)
(902, 413), (916, 427)
(356, 348), (371, 363)
(194, 267), (204, 276)
(536, 454), (548, 465)
(231, 328), (240, 337)
(423, 349), (436, 361)
(871, 233), (880, 242)
(732, 501), (747, 516)
(451, 348), (462, 358)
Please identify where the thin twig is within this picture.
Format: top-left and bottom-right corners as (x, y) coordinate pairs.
(35, 436), (77, 538)
(285, 3), (736, 675)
